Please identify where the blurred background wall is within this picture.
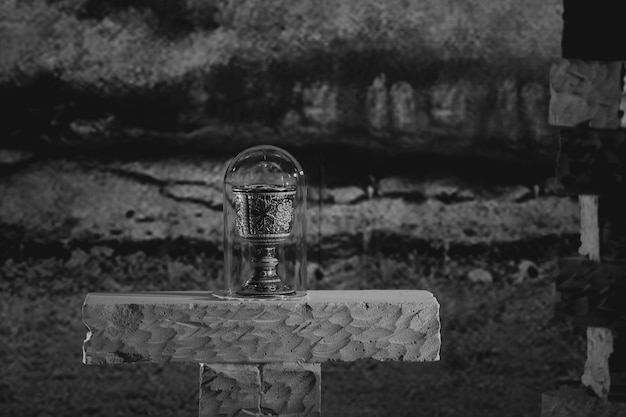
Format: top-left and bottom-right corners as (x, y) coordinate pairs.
(0, 1), (585, 416)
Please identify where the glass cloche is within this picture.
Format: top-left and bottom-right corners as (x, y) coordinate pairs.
(223, 145), (307, 298)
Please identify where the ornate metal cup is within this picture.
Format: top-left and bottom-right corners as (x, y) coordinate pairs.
(232, 184), (296, 296)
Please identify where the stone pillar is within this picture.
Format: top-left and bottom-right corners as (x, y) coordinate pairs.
(199, 363), (321, 417)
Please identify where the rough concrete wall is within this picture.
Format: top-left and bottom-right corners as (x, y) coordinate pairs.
(0, 1), (585, 417)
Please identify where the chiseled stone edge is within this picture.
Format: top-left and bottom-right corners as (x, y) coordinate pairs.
(576, 196), (613, 400)
(82, 290), (440, 365)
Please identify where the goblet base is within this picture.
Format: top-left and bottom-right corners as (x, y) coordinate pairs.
(236, 282), (296, 297)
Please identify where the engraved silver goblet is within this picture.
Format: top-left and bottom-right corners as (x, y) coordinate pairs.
(232, 184), (296, 296)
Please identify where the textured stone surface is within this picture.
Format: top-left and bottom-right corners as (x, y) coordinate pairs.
(82, 290), (441, 365)
(541, 389), (626, 417)
(200, 363), (321, 417)
(549, 60), (622, 129)
(0, 0), (560, 156)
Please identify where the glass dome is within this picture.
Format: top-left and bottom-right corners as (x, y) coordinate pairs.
(223, 145), (307, 298)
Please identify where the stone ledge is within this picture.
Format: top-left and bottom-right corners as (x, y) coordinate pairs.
(82, 290), (440, 365)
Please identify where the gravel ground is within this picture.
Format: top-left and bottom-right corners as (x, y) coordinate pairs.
(1, 234), (585, 417)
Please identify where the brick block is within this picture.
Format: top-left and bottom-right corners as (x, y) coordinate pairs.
(549, 60), (621, 128)
(82, 290), (441, 365)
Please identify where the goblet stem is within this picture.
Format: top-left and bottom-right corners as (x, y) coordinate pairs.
(237, 245), (295, 296)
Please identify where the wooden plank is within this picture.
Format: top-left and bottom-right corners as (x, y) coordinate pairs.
(599, 194), (626, 260)
(82, 290), (441, 365)
(602, 195), (626, 393)
(549, 60), (622, 129)
(542, 389), (626, 417)
(622, 68), (626, 128)
(555, 128), (626, 195)
(579, 195), (600, 261)
(556, 257), (626, 328)
(582, 328), (615, 398)
(579, 196), (613, 399)
(610, 334), (626, 392)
